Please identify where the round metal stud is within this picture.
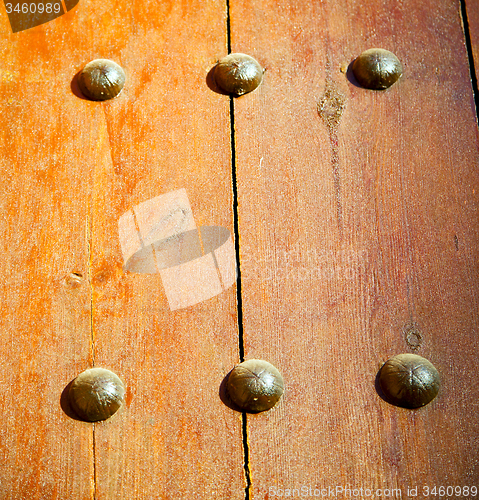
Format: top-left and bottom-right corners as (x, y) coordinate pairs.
(78, 59), (126, 101)
(378, 354), (440, 409)
(69, 367), (125, 422)
(352, 48), (402, 90)
(226, 359), (284, 412)
(214, 53), (263, 96)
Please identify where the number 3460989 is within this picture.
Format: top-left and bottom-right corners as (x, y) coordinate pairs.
(5, 3), (61, 14)
(422, 485), (477, 497)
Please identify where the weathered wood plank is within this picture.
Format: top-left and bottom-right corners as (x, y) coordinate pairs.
(81, 0), (245, 498)
(0, 0), (246, 498)
(231, 0), (479, 496)
(0, 8), (96, 498)
(3, 0), (479, 497)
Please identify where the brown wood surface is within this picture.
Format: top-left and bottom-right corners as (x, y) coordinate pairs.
(0, 0), (479, 499)
(231, 0), (479, 498)
(0, 0), (245, 499)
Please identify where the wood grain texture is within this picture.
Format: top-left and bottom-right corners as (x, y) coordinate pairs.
(84, 1), (245, 498)
(0, 6), (95, 498)
(2, 0), (479, 498)
(0, 0), (245, 498)
(230, 0), (479, 497)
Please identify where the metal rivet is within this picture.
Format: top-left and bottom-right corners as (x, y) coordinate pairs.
(78, 59), (126, 101)
(214, 53), (263, 96)
(351, 48), (402, 90)
(226, 359), (284, 413)
(69, 368), (125, 422)
(378, 354), (440, 409)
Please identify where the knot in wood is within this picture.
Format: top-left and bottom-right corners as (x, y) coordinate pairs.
(318, 84), (345, 129)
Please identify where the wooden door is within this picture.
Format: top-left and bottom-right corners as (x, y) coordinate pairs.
(0, 0), (478, 498)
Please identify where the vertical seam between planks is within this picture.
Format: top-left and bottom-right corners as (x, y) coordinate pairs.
(229, 96), (245, 363)
(459, 0), (479, 124)
(226, 0), (232, 54)
(241, 411), (252, 500)
(92, 423), (97, 500)
(86, 215), (95, 366)
(225, 0), (251, 498)
(87, 209), (96, 499)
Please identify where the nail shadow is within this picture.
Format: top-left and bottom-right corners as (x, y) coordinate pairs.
(219, 370), (244, 412)
(60, 379), (83, 421)
(346, 60), (362, 88)
(71, 70), (89, 100)
(206, 65), (230, 96)
(374, 366), (391, 405)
